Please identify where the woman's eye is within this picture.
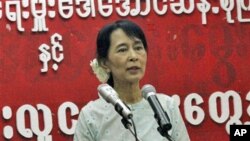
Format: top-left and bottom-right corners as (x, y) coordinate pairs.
(135, 46), (144, 50)
(118, 48), (127, 52)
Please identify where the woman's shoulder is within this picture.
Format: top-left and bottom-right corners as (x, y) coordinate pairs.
(156, 93), (174, 102)
(81, 98), (109, 112)
(156, 93), (176, 109)
(79, 97), (115, 119)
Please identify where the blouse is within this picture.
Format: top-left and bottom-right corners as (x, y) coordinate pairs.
(74, 93), (190, 141)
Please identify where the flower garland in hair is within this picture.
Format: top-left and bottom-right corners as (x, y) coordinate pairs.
(90, 58), (109, 83)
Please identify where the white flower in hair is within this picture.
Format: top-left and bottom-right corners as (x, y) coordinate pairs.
(90, 58), (109, 83)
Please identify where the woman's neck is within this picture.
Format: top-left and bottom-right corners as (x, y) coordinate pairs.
(113, 82), (142, 104)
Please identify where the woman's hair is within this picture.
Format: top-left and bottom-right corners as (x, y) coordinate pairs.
(96, 19), (147, 86)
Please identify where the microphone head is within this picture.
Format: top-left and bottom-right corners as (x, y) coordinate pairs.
(141, 84), (156, 99)
(98, 83), (118, 104)
(98, 84), (133, 119)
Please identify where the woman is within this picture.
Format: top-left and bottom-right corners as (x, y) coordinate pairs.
(74, 20), (190, 141)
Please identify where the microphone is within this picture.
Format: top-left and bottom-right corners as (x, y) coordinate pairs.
(141, 84), (172, 134)
(98, 84), (133, 119)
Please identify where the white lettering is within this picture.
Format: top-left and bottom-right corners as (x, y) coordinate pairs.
(234, 129), (247, 136)
(225, 117), (242, 134)
(220, 0), (235, 23)
(35, 104), (53, 141)
(98, 0), (113, 17)
(51, 33), (64, 71)
(58, 0), (74, 19)
(242, 129), (247, 135)
(3, 90), (249, 139)
(31, 0), (48, 32)
(209, 90), (242, 124)
(2, 0), (250, 32)
(39, 33), (64, 72)
(115, 0), (130, 17)
(58, 102), (79, 135)
(140, 0), (151, 16)
(76, 0), (96, 18)
(39, 44), (51, 73)
(184, 93), (205, 125)
(16, 104), (53, 140)
(153, 0), (168, 15)
(0, 1), (2, 19)
(170, 0), (195, 14)
(197, 0), (211, 24)
(245, 91), (250, 124)
(236, 0), (250, 22)
(130, 0), (141, 16)
(5, 1), (24, 31)
(234, 129), (241, 136)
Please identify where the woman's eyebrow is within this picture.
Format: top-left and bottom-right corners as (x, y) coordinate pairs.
(134, 40), (143, 45)
(115, 43), (127, 49)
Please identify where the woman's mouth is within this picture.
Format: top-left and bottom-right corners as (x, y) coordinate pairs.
(127, 66), (140, 73)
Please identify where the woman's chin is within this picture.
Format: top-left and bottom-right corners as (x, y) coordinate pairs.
(126, 76), (143, 83)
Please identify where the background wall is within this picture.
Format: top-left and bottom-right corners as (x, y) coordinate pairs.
(0, 0), (250, 140)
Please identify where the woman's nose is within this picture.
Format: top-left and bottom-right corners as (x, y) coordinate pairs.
(128, 49), (138, 62)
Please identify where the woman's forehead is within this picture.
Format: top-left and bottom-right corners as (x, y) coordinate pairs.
(110, 29), (142, 42)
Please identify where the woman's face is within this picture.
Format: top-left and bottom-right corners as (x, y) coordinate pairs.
(105, 28), (147, 84)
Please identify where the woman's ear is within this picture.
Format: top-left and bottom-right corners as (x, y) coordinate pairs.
(99, 59), (110, 73)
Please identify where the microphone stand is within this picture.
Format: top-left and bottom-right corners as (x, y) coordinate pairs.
(155, 111), (173, 141)
(119, 101), (141, 141)
(121, 117), (142, 141)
